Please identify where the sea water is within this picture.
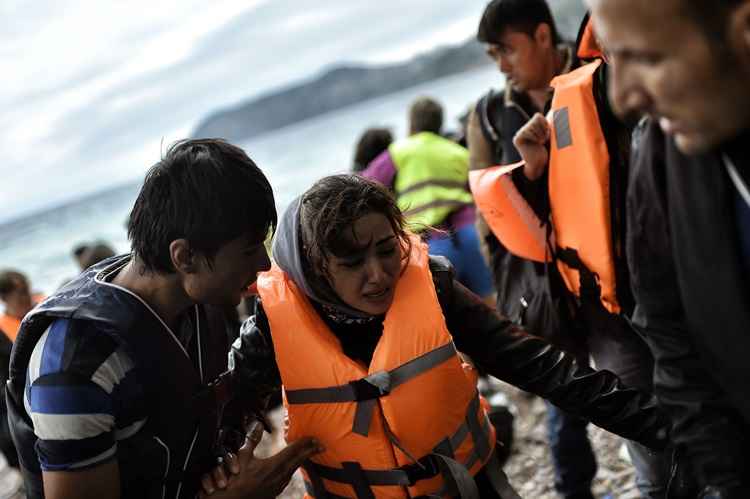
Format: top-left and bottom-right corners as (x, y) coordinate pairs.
(0, 66), (502, 295)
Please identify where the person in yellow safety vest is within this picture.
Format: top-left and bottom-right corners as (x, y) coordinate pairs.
(471, 17), (672, 496)
(361, 97), (495, 304)
(199, 174), (670, 499)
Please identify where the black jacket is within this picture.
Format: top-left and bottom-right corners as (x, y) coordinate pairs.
(231, 257), (669, 453)
(627, 120), (750, 497)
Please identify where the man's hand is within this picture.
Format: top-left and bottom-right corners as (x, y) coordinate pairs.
(199, 424), (323, 499)
(512, 113), (550, 181)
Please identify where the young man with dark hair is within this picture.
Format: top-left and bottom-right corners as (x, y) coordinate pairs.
(7, 139), (321, 499)
(467, 3), (601, 499)
(587, 0), (750, 496)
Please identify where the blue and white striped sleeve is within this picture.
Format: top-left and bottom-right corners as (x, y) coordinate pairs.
(24, 318), (137, 471)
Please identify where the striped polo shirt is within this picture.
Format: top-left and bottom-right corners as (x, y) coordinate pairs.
(24, 317), (148, 471)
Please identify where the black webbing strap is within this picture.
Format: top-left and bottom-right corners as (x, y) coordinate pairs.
(484, 451), (523, 499)
(286, 342), (457, 436)
(557, 246), (602, 303)
(303, 394), (494, 498)
(304, 480), (348, 499)
(304, 461), (333, 499)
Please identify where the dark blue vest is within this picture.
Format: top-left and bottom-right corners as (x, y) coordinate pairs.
(7, 256), (232, 499)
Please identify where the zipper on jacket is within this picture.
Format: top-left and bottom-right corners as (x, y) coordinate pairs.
(174, 426), (200, 499)
(153, 436), (170, 499)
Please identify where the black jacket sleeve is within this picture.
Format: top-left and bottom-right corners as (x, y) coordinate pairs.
(228, 299), (281, 418)
(627, 120), (748, 495)
(430, 258), (669, 451)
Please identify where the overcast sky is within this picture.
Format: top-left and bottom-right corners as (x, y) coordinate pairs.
(1, 0), (498, 223)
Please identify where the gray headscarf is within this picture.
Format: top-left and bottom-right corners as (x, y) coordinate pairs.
(272, 196), (371, 319)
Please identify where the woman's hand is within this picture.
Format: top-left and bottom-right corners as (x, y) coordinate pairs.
(199, 424), (324, 499)
(512, 113), (551, 181)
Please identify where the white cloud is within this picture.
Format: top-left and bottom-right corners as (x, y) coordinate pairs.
(0, 0), (488, 223)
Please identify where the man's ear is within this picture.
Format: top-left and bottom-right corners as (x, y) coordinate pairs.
(534, 22), (553, 48)
(170, 239), (197, 274)
(729, 2), (750, 71)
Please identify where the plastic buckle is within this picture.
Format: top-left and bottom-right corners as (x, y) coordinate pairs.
(402, 455), (441, 485)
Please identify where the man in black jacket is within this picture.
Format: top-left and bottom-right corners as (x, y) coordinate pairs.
(588, 0), (750, 497)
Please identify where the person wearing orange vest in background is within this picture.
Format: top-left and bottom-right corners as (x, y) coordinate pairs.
(199, 174), (671, 499)
(465, 3), (599, 499)
(470, 15), (672, 498)
(0, 269), (40, 469)
(0, 269), (39, 343)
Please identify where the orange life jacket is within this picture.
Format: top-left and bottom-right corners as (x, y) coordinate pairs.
(0, 314), (21, 342)
(257, 240), (496, 498)
(469, 162), (553, 263)
(577, 16), (602, 60)
(469, 59), (621, 314)
(1, 294), (45, 342)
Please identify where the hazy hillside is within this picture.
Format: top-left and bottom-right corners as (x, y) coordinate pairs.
(193, 1), (587, 141)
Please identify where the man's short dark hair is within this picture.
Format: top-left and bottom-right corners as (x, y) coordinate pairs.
(477, 0), (560, 46)
(352, 128), (393, 172)
(127, 138), (277, 274)
(0, 270), (26, 299)
(684, 0), (743, 42)
(409, 97), (443, 135)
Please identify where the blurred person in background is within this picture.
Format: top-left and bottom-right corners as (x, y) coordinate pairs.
(0, 269), (40, 469)
(362, 96), (495, 303)
(79, 242), (116, 270)
(352, 127), (393, 173)
(0, 270), (38, 343)
(71, 244), (90, 271)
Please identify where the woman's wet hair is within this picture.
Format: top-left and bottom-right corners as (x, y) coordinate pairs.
(300, 174), (412, 279)
(128, 138), (277, 274)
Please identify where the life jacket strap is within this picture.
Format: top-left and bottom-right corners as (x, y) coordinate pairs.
(557, 247), (602, 303)
(302, 394), (492, 499)
(286, 342), (457, 436)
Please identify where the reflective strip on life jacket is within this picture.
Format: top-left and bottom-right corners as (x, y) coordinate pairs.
(469, 162), (553, 263)
(390, 132), (474, 230)
(549, 59), (620, 314)
(302, 394), (492, 499)
(258, 238), (496, 498)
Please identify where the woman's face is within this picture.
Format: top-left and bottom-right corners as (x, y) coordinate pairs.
(326, 212), (402, 316)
